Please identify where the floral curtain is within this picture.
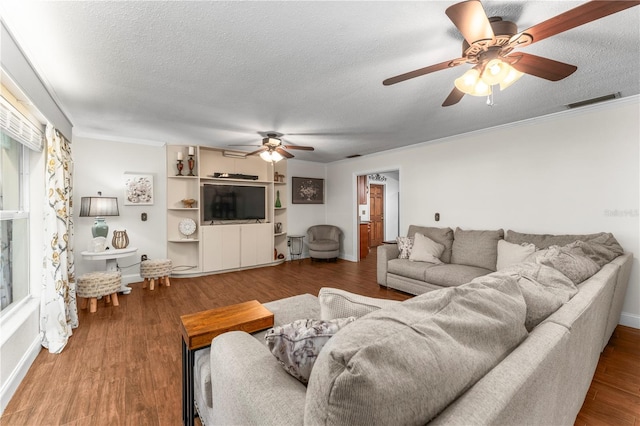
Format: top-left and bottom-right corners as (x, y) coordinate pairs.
(40, 124), (77, 353)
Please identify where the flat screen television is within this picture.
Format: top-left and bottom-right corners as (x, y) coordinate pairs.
(201, 184), (266, 223)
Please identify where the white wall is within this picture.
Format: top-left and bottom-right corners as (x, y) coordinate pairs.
(286, 160), (328, 258)
(73, 137), (167, 284)
(326, 98), (640, 327)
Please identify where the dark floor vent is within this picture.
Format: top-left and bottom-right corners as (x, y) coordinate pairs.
(566, 92), (620, 109)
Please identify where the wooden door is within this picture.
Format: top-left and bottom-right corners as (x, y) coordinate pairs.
(369, 184), (384, 247)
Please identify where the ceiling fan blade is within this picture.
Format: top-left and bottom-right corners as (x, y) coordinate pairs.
(383, 59), (462, 86)
(522, 1), (640, 46)
(276, 147), (294, 159)
(445, 0), (495, 46)
(282, 145), (314, 151)
(510, 52), (577, 81)
(247, 146), (268, 156)
(442, 87), (465, 107)
(228, 144), (261, 147)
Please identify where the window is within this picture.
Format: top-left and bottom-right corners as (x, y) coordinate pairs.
(0, 132), (29, 313)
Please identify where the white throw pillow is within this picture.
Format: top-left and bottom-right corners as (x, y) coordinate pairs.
(409, 233), (444, 264)
(497, 240), (536, 270)
(319, 287), (402, 320)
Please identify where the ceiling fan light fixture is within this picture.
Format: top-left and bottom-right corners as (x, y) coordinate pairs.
(499, 65), (524, 91)
(454, 68), (481, 94)
(481, 59), (510, 86)
(260, 149), (283, 163)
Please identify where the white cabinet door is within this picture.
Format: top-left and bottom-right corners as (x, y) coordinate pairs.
(240, 224), (273, 267)
(201, 225), (241, 272)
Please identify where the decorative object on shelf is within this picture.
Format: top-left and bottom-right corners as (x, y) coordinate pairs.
(176, 151), (184, 176)
(188, 146), (196, 176)
(124, 173), (154, 205)
(90, 237), (107, 252)
(274, 172), (285, 182)
(179, 218), (197, 239)
(368, 173), (387, 182)
(274, 248), (277, 260)
(275, 222), (283, 233)
(182, 198), (196, 208)
(112, 230), (129, 249)
(277, 253), (285, 260)
(275, 190), (282, 208)
(292, 177), (324, 204)
(79, 192), (120, 238)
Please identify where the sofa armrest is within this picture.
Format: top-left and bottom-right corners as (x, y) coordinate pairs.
(377, 244), (399, 286)
(209, 331), (307, 425)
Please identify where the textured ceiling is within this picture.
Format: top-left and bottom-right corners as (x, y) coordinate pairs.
(1, 1), (639, 163)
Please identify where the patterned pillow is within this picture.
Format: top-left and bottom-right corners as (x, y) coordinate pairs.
(396, 236), (414, 259)
(265, 317), (356, 384)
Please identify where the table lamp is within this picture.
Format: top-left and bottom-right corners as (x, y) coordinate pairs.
(79, 193), (119, 238)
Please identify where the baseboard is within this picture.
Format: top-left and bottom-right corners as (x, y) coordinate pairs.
(0, 335), (41, 415)
(619, 312), (640, 329)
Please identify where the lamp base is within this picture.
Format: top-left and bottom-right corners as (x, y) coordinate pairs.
(92, 217), (109, 238)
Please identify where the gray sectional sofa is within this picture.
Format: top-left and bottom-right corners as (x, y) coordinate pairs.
(192, 228), (632, 425)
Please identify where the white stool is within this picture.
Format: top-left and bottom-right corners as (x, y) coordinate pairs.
(140, 259), (172, 290)
(77, 271), (122, 313)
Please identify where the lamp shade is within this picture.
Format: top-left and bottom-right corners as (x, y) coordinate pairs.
(79, 197), (119, 217)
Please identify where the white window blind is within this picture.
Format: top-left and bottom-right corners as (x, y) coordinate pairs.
(0, 96), (44, 152)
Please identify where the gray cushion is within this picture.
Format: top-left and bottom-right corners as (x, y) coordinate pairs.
(318, 287), (402, 320)
(407, 225), (454, 263)
(505, 230), (623, 252)
(451, 228), (504, 271)
(423, 263), (492, 287)
(526, 245), (600, 285)
(304, 279), (528, 425)
(565, 234), (623, 267)
(474, 263), (578, 331)
(307, 239), (340, 251)
(265, 317), (356, 384)
(387, 258), (436, 281)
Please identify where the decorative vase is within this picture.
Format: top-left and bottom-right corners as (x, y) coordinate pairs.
(112, 230), (129, 249)
(275, 190), (282, 208)
(92, 218), (109, 238)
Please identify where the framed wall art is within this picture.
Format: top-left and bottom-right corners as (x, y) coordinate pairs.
(123, 173), (154, 205)
(292, 177), (324, 204)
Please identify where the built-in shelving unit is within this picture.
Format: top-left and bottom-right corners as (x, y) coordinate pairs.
(166, 145), (288, 275)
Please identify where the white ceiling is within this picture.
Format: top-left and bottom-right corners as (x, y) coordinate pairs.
(1, 1), (639, 163)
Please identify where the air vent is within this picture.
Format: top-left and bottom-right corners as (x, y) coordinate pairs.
(566, 93), (620, 109)
(346, 154), (361, 158)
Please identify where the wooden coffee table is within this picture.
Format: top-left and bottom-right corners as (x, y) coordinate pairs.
(180, 300), (274, 426)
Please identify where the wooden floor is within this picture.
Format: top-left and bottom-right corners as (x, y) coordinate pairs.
(2, 252), (638, 425)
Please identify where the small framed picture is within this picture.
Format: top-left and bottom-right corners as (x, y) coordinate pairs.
(123, 173), (154, 205)
(292, 177), (324, 204)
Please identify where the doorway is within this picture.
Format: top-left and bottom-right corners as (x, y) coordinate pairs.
(356, 171), (399, 260)
(369, 184), (384, 247)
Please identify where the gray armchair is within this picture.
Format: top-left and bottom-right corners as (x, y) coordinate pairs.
(307, 225), (341, 261)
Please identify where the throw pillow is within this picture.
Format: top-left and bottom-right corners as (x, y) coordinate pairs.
(496, 240), (536, 270)
(407, 226), (454, 263)
(451, 228), (504, 271)
(396, 236), (414, 259)
(564, 234), (623, 267)
(265, 317), (356, 384)
(318, 287), (402, 320)
(525, 245), (600, 285)
(409, 233), (445, 264)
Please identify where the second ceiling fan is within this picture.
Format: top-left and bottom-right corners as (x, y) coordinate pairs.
(383, 0), (640, 106)
(232, 133), (314, 162)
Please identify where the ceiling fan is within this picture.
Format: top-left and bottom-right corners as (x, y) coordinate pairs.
(230, 133), (315, 162)
(383, 0), (640, 107)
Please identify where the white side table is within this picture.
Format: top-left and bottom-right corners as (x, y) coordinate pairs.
(81, 247), (138, 294)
